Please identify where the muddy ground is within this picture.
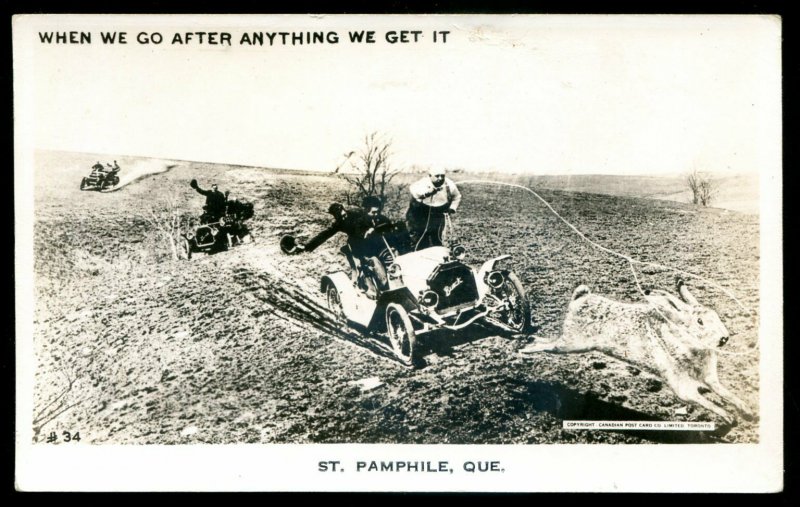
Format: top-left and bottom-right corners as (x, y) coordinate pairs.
(30, 150), (760, 444)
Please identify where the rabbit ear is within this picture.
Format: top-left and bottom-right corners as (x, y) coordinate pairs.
(644, 293), (689, 325)
(677, 280), (700, 306)
(572, 285), (591, 300)
(649, 289), (692, 310)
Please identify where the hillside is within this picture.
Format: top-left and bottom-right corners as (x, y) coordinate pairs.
(29, 150), (760, 444)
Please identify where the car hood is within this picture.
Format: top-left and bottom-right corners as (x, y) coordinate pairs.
(391, 247), (452, 295)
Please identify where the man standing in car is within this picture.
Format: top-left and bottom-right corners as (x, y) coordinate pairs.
(190, 179), (227, 223)
(406, 168), (462, 249)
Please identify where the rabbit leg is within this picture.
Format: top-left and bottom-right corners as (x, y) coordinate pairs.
(519, 337), (592, 354)
(669, 373), (736, 426)
(702, 356), (754, 419)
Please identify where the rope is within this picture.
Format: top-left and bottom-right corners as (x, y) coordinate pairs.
(444, 212), (455, 243)
(455, 179), (758, 356)
(413, 203), (434, 252)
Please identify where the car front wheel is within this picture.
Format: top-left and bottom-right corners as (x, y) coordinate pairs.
(488, 271), (532, 334)
(385, 303), (418, 367)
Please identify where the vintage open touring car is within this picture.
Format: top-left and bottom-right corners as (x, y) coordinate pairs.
(180, 200), (255, 260)
(318, 223), (533, 367)
(80, 161), (120, 191)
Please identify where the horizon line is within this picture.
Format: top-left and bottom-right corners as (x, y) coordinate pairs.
(33, 148), (759, 178)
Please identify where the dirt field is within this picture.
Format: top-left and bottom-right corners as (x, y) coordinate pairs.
(30, 150), (760, 444)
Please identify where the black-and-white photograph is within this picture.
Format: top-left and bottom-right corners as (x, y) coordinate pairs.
(14, 14), (782, 492)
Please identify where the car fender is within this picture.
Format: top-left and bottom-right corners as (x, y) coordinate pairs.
(320, 272), (353, 295)
(476, 254), (512, 299)
(365, 287), (418, 332)
(321, 272), (377, 328)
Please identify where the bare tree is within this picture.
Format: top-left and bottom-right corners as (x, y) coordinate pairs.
(686, 169), (718, 207)
(333, 132), (404, 208)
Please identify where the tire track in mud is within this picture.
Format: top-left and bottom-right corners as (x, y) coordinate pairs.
(100, 162), (179, 193)
(230, 265), (402, 365)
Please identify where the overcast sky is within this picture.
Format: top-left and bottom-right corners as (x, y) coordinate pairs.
(21, 15), (781, 175)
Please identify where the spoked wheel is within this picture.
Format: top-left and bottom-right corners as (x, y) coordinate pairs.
(182, 238), (192, 260)
(326, 284), (345, 325)
(80, 177), (88, 190)
(385, 303), (418, 367)
(486, 271), (532, 334)
(378, 248), (395, 266)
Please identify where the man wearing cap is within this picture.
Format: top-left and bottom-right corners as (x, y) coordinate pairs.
(406, 168), (462, 249)
(297, 203), (359, 254)
(190, 179), (227, 223)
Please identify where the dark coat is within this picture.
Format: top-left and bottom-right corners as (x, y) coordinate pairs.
(194, 185), (227, 219)
(406, 199), (451, 249)
(305, 208), (391, 258)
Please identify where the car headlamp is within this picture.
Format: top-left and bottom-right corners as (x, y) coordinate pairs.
(388, 263), (402, 279)
(186, 232), (195, 240)
(486, 270), (505, 289)
(420, 290), (439, 308)
(450, 244), (467, 260)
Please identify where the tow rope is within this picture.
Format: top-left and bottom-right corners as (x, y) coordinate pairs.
(455, 179), (758, 357)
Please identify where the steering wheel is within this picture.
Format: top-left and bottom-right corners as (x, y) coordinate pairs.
(378, 247), (396, 266)
(371, 221), (396, 235)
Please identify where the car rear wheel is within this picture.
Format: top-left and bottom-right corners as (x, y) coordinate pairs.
(489, 271), (532, 334)
(326, 284), (345, 324)
(386, 303), (417, 367)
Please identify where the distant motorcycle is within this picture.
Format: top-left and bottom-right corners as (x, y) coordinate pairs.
(80, 161), (120, 191)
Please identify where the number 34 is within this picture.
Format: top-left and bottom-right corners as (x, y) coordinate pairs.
(61, 431), (81, 442)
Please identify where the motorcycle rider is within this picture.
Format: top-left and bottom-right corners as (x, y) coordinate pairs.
(406, 168), (462, 249)
(190, 179), (227, 223)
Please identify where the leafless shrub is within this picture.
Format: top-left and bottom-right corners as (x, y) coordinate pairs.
(32, 365), (84, 441)
(686, 170), (718, 207)
(333, 132), (405, 210)
(142, 191), (193, 260)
